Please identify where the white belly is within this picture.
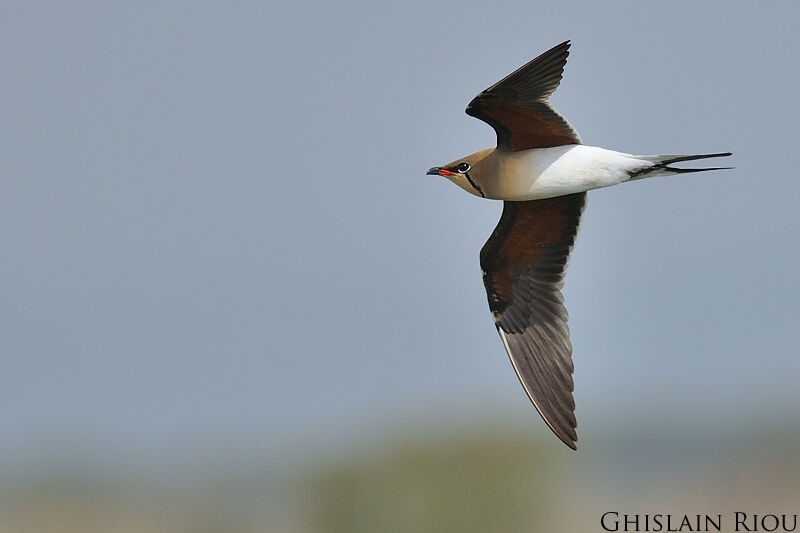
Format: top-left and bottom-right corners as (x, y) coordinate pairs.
(483, 145), (646, 200)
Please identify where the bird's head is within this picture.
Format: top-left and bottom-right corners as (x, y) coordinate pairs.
(426, 147), (494, 198)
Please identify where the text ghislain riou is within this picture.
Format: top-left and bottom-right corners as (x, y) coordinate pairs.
(601, 512), (799, 532)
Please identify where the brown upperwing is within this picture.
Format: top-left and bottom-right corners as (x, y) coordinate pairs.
(480, 193), (586, 449)
(465, 40), (581, 152)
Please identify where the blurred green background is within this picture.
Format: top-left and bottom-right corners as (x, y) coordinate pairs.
(3, 420), (800, 532)
(2, 1), (799, 531)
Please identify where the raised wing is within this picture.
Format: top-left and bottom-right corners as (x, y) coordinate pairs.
(480, 194), (586, 449)
(466, 40), (581, 152)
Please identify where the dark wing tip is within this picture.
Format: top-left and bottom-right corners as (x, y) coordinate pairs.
(552, 423), (578, 450)
(553, 39), (571, 53)
(498, 324), (579, 452)
(472, 39), (573, 101)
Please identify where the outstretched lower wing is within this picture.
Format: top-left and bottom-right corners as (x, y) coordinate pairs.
(480, 193), (586, 449)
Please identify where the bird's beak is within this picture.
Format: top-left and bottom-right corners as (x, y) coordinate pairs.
(427, 167), (454, 176)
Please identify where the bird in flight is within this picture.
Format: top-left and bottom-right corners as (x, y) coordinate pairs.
(427, 41), (731, 450)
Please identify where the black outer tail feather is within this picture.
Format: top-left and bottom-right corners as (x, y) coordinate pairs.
(629, 152), (733, 179)
(658, 152), (733, 165)
(662, 165), (733, 174)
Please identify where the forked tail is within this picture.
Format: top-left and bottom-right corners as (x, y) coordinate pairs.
(630, 152), (733, 180)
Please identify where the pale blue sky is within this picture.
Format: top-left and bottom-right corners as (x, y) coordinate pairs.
(1, 1), (798, 469)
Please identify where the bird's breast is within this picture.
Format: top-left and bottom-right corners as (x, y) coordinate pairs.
(480, 145), (639, 201)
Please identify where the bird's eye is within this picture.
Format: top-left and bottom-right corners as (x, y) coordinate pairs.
(457, 162), (471, 173)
